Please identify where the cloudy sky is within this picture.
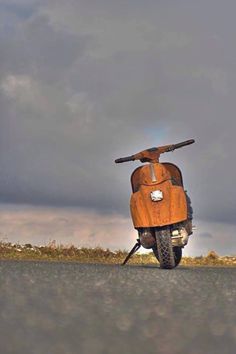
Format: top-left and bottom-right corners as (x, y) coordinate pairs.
(0, 0), (235, 255)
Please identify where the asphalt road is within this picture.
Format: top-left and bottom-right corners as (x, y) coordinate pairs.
(0, 261), (235, 354)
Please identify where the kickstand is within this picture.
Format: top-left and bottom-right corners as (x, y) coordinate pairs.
(122, 239), (141, 266)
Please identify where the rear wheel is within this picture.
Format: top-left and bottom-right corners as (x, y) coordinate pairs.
(152, 245), (182, 268)
(152, 244), (182, 268)
(153, 228), (175, 269)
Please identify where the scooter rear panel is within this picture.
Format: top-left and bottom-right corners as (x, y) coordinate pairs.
(130, 163), (187, 228)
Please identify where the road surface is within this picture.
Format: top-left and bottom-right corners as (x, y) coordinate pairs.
(0, 261), (235, 354)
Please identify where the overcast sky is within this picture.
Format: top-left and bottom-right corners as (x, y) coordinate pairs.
(0, 0), (235, 255)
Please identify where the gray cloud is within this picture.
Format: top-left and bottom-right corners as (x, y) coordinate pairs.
(0, 204), (135, 250)
(0, 0), (236, 228)
(198, 232), (213, 239)
(0, 205), (235, 256)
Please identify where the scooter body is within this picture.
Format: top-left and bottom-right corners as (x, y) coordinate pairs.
(130, 162), (187, 228)
(115, 139), (195, 269)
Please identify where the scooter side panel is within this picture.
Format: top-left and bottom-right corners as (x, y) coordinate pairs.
(162, 163), (183, 186)
(130, 180), (187, 228)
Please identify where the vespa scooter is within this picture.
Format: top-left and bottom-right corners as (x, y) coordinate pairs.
(115, 139), (195, 269)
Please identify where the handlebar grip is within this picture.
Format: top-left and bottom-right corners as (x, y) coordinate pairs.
(172, 139), (195, 150)
(115, 155), (135, 163)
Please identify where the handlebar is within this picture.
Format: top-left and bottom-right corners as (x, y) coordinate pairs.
(115, 139), (195, 163)
(115, 155), (135, 163)
(168, 139), (195, 151)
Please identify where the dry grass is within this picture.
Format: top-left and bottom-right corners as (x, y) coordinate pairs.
(0, 242), (236, 266)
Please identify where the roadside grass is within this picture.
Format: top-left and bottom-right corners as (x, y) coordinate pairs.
(0, 242), (236, 266)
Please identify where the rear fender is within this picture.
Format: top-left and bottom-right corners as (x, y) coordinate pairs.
(130, 180), (187, 228)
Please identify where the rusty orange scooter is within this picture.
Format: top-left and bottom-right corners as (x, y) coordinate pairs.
(115, 139), (195, 269)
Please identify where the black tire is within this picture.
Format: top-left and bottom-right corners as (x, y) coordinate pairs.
(173, 246), (182, 267)
(152, 245), (182, 268)
(154, 228), (175, 269)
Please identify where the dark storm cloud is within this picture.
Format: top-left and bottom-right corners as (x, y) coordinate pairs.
(0, 0), (236, 224)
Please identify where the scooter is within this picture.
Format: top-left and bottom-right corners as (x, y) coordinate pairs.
(115, 139), (195, 269)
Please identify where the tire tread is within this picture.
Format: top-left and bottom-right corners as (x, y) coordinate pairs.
(155, 228), (175, 269)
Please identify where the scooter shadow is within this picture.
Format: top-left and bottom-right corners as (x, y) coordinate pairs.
(129, 264), (192, 270)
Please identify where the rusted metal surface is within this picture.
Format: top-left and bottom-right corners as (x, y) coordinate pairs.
(162, 163), (183, 186)
(138, 229), (156, 249)
(130, 163), (187, 228)
(131, 163), (171, 192)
